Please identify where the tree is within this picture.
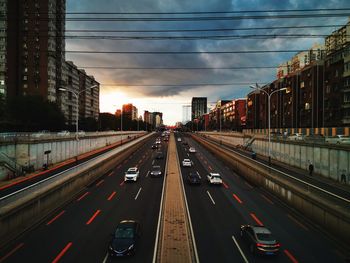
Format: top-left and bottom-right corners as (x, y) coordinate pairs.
(5, 95), (66, 131)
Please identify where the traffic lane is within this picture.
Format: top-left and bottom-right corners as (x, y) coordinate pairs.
(0, 137), (166, 263)
(0, 136), (154, 198)
(185, 136), (344, 262)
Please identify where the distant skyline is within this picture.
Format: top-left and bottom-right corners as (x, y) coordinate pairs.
(66, 0), (350, 125)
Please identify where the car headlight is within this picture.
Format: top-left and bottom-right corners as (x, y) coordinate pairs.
(128, 244), (134, 250)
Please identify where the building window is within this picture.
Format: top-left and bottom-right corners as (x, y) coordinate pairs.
(344, 93), (350, 103)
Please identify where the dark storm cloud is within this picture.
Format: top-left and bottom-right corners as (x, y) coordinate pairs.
(66, 0), (350, 101)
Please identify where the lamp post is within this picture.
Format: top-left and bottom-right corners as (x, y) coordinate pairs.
(249, 83), (287, 165)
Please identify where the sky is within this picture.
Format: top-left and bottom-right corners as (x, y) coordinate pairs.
(65, 0), (350, 125)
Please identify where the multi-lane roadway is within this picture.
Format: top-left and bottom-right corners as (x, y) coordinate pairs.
(0, 135), (167, 263)
(0, 132), (346, 262)
(176, 133), (345, 263)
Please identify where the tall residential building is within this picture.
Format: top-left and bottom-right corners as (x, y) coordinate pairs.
(325, 18), (350, 55)
(3, 0), (65, 101)
(191, 97), (207, 121)
(60, 61), (100, 125)
(182, 105), (191, 124)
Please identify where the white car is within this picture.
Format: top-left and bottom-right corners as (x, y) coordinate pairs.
(182, 159), (192, 167)
(326, 135), (350, 144)
(124, 167), (140, 182)
(207, 173), (223, 185)
(57, 130), (70, 136)
(177, 138), (182, 142)
(189, 147), (196, 153)
(287, 133), (304, 141)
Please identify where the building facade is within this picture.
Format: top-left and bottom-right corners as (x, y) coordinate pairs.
(3, 0), (65, 102)
(191, 97), (207, 121)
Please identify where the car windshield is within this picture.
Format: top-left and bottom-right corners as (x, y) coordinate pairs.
(153, 166), (161, 171)
(126, 170), (137, 174)
(256, 233), (274, 241)
(115, 227), (134, 239)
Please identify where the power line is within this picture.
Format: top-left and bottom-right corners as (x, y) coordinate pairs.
(65, 49), (315, 54)
(100, 82), (264, 86)
(78, 66), (277, 70)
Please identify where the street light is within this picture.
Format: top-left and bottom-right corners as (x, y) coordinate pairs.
(249, 83), (287, 165)
(59, 84), (98, 141)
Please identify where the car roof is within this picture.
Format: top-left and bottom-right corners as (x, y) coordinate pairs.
(152, 165), (161, 168)
(210, 173), (220, 176)
(118, 220), (138, 227)
(183, 159), (190, 161)
(128, 167), (138, 171)
(251, 226), (271, 234)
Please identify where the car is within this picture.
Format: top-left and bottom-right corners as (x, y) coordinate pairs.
(163, 136), (169, 141)
(151, 144), (158, 149)
(326, 135), (350, 144)
(155, 152), (164, 159)
(287, 133), (304, 141)
(57, 130), (70, 136)
(150, 165), (162, 177)
(207, 173), (223, 185)
(189, 147), (196, 153)
(124, 167), (140, 182)
(182, 141), (188, 146)
(177, 138), (182, 142)
(187, 172), (201, 185)
(240, 225), (280, 255)
(108, 220), (141, 257)
(182, 159), (192, 167)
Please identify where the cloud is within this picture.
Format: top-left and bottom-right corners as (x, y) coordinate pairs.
(66, 0), (350, 124)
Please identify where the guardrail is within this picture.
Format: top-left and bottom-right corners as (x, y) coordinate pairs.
(0, 133), (153, 208)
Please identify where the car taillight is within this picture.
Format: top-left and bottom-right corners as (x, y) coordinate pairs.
(256, 243), (265, 247)
(275, 243), (281, 247)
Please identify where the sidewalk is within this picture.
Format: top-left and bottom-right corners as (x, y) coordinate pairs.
(159, 133), (194, 263)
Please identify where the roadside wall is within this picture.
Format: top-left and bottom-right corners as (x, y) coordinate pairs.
(0, 132), (146, 180)
(200, 132), (350, 184)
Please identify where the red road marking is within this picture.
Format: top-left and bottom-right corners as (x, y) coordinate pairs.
(86, 210), (101, 225)
(208, 165), (213, 171)
(250, 213), (263, 226)
(222, 181), (229, 189)
(108, 172), (113, 177)
(260, 194), (274, 205)
(107, 191), (117, 201)
(233, 194), (243, 204)
(52, 242), (73, 263)
(120, 181), (125, 186)
(47, 211), (65, 226)
(76, 192), (90, 202)
(287, 214), (309, 231)
(204, 160), (208, 164)
(284, 249), (299, 263)
(95, 179), (104, 187)
(138, 160), (142, 164)
(0, 243), (24, 262)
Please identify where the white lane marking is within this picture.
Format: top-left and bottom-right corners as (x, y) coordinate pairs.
(187, 153), (189, 157)
(102, 252), (108, 263)
(196, 171), (201, 179)
(146, 171), (150, 177)
(206, 190), (216, 205)
(231, 235), (249, 263)
(152, 160), (155, 165)
(135, 187), (142, 200)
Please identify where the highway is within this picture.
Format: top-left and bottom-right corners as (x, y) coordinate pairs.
(176, 132), (345, 263)
(0, 135), (167, 263)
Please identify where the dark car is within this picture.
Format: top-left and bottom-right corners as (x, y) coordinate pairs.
(187, 172), (201, 185)
(150, 165), (162, 177)
(155, 152), (164, 159)
(151, 144), (158, 149)
(182, 141), (188, 146)
(109, 220), (141, 257)
(240, 225), (280, 255)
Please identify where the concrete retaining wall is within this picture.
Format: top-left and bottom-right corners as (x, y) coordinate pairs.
(193, 135), (350, 244)
(0, 132), (145, 180)
(200, 132), (350, 184)
(0, 135), (150, 247)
